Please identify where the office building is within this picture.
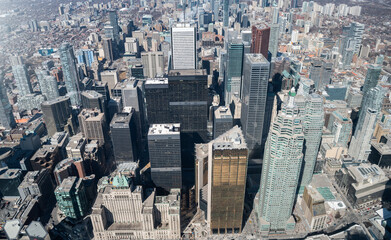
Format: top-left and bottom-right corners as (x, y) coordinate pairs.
(326, 111), (353, 148)
(108, 9), (120, 45)
(30, 145), (61, 172)
(335, 164), (391, 209)
(223, 0), (229, 27)
(251, 25), (270, 59)
(78, 109), (108, 145)
(196, 126), (248, 234)
(0, 167), (23, 197)
(76, 49), (95, 67)
(0, 74), (16, 130)
(112, 79), (147, 143)
(225, 40), (244, 105)
(309, 59), (333, 90)
(171, 23), (196, 70)
(349, 86), (385, 161)
(124, 37), (139, 54)
(90, 172), (181, 240)
(102, 38), (114, 64)
(18, 169), (54, 201)
(36, 69), (59, 101)
(362, 64), (382, 96)
(100, 69), (118, 95)
(148, 124), (182, 191)
(141, 52), (164, 78)
(81, 90), (106, 113)
(145, 70), (208, 139)
(59, 43), (81, 106)
(55, 176), (89, 220)
(301, 187), (327, 231)
(110, 112), (138, 163)
(25, 221), (50, 240)
(41, 96), (73, 137)
(213, 106), (233, 138)
(295, 92), (324, 188)
(240, 54), (270, 157)
(259, 90), (304, 234)
(268, 6), (279, 58)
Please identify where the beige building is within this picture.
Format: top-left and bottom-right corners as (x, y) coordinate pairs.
(301, 187), (328, 231)
(335, 163), (391, 209)
(90, 171), (181, 240)
(78, 109), (108, 145)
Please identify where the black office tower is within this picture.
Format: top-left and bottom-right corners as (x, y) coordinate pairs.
(148, 123), (182, 192)
(110, 112), (138, 163)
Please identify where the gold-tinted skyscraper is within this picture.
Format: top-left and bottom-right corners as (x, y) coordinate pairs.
(195, 126), (248, 234)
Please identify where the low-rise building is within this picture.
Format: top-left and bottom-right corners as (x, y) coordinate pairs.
(335, 164), (391, 209)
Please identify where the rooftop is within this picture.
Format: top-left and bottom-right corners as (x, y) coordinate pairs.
(25, 221), (48, 238)
(246, 53), (269, 64)
(212, 126), (247, 150)
(148, 123), (180, 136)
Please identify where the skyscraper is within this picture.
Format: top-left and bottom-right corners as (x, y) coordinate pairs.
(36, 69), (59, 101)
(342, 22), (365, 54)
(11, 56), (32, 96)
(213, 106), (233, 138)
(171, 23), (196, 70)
(110, 112), (138, 163)
(59, 42), (81, 106)
(55, 176), (88, 220)
(309, 59), (333, 90)
(145, 70), (208, 139)
(0, 74), (16, 130)
(108, 10), (120, 45)
(349, 86), (385, 161)
(223, 0), (229, 27)
(362, 64), (382, 96)
(148, 124), (182, 192)
(78, 109), (108, 145)
(240, 54), (270, 157)
(195, 126), (248, 234)
(225, 39), (244, 105)
(259, 90), (304, 234)
(295, 91), (324, 187)
(251, 25), (270, 59)
(327, 111), (353, 148)
(141, 51), (164, 78)
(268, 6), (279, 58)
(102, 37), (114, 64)
(41, 96), (73, 136)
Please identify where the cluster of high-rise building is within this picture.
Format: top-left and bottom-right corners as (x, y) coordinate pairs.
(0, 0), (390, 239)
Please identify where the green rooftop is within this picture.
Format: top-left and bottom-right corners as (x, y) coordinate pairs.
(317, 187), (335, 201)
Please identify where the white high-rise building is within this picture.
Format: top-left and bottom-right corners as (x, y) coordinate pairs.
(240, 54), (270, 157)
(259, 89), (304, 234)
(171, 23), (196, 70)
(349, 86), (385, 161)
(141, 52), (164, 78)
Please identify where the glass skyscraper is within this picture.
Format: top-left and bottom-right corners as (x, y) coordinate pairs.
(59, 42), (81, 106)
(259, 90), (304, 234)
(225, 39), (244, 105)
(0, 74), (16, 130)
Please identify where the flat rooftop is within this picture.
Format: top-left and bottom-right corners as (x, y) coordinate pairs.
(148, 124), (180, 136)
(168, 69), (206, 76)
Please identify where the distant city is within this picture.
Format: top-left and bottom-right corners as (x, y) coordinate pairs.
(0, 0), (390, 239)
